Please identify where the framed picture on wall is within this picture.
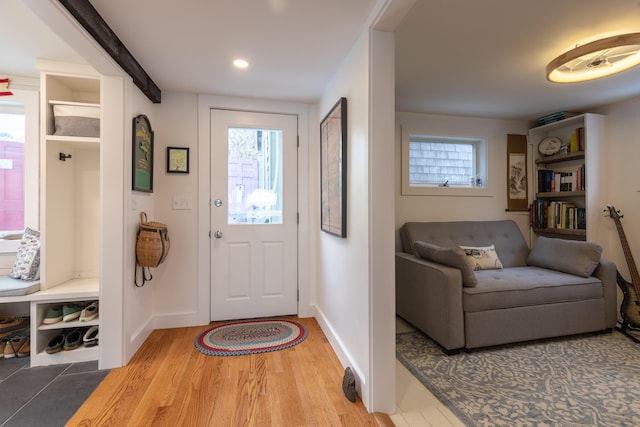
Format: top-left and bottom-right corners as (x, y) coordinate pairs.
(320, 97), (347, 237)
(166, 146), (189, 174)
(132, 114), (154, 192)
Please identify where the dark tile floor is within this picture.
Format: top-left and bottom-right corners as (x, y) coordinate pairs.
(0, 357), (109, 427)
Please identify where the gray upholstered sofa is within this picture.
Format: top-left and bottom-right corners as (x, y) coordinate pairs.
(396, 220), (617, 354)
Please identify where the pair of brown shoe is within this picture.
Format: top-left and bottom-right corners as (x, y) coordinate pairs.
(0, 317), (29, 338)
(0, 335), (30, 358)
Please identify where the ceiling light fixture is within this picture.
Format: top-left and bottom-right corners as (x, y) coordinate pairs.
(546, 33), (640, 83)
(233, 59), (249, 69)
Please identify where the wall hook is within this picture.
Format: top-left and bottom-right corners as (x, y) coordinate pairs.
(59, 152), (72, 161)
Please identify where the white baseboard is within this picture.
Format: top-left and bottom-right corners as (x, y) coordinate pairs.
(152, 311), (208, 330)
(126, 315), (154, 364)
(313, 305), (366, 393)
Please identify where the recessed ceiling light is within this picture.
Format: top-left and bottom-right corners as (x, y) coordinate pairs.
(233, 59), (249, 69)
(547, 33), (640, 83)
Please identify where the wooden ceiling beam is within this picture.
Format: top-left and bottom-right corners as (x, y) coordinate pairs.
(58, 0), (162, 103)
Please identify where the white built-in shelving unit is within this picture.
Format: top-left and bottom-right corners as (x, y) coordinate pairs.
(529, 113), (606, 244)
(29, 64), (102, 367)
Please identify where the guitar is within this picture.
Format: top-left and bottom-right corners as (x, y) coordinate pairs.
(605, 205), (640, 330)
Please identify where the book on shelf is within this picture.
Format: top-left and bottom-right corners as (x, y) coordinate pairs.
(537, 111), (580, 125)
(537, 165), (585, 193)
(570, 132), (578, 153)
(576, 127), (584, 151)
(531, 199), (585, 230)
(537, 169), (553, 192)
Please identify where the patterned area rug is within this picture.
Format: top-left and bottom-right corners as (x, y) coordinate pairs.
(396, 330), (640, 426)
(195, 318), (307, 356)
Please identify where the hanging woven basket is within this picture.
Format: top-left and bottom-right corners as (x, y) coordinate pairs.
(136, 212), (170, 268)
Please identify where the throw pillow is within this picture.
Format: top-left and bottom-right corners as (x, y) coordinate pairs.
(459, 244), (504, 270)
(414, 241), (478, 287)
(527, 236), (602, 278)
(9, 227), (41, 281)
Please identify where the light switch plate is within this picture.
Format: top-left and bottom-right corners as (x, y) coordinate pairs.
(172, 196), (193, 210)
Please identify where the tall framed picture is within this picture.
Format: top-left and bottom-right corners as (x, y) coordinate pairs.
(132, 114), (154, 192)
(506, 134), (527, 211)
(320, 97), (347, 237)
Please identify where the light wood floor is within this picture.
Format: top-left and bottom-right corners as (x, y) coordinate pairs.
(67, 317), (384, 426)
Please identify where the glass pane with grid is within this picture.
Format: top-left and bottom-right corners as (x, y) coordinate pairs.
(409, 140), (475, 187)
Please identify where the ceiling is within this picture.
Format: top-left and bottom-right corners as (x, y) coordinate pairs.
(4, 0), (640, 121)
(395, 0), (640, 120)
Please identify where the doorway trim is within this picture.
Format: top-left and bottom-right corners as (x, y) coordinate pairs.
(197, 95), (314, 325)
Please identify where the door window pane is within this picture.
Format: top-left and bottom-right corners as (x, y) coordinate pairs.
(228, 127), (283, 224)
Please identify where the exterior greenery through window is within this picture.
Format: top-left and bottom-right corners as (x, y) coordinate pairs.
(408, 135), (485, 188)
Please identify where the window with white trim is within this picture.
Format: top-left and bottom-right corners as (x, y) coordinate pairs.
(0, 105), (25, 233)
(402, 131), (488, 196)
(0, 88), (39, 253)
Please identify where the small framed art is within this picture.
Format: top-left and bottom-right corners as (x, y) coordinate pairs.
(167, 146), (189, 174)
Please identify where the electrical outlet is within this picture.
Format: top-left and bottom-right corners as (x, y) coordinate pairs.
(172, 196), (193, 210)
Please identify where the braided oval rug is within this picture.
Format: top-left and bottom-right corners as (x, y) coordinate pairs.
(397, 330), (640, 426)
(195, 318), (307, 356)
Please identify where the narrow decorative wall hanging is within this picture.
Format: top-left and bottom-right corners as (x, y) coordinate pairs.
(506, 134), (528, 211)
(132, 114), (154, 192)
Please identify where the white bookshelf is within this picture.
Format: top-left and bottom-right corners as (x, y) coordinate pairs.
(529, 113), (606, 243)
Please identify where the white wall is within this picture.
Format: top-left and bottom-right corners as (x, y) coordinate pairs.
(395, 112), (530, 245)
(123, 79), (157, 363)
(148, 92), (201, 328)
(314, 2), (405, 412)
(315, 28), (374, 405)
(368, 29), (397, 413)
(594, 97), (640, 277)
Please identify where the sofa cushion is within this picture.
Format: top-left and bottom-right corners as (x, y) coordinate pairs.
(399, 220), (529, 268)
(415, 241), (478, 287)
(459, 245), (504, 270)
(463, 266), (603, 312)
(527, 236), (602, 278)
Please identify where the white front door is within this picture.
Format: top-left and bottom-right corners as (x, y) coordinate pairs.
(210, 109), (298, 321)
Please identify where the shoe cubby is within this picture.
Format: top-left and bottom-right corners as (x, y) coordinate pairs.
(30, 293), (99, 367)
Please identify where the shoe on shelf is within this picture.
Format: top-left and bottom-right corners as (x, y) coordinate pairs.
(63, 328), (83, 351)
(17, 338), (30, 358)
(0, 317), (29, 337)
(4, 335), (29, 359)
(0, 316), (14, 324)
(43, 305), (63, 325)
(0, 338), (6, 358)
(46, 332), (66, 354)
(83, 326), (99, 347)
(80, 302), (99, 323)
(62, 303), (84, 322)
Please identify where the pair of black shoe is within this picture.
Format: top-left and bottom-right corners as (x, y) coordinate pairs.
(45, 328), (85, 354)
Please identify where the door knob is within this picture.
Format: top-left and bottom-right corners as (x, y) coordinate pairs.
(214, 230), (223, 239)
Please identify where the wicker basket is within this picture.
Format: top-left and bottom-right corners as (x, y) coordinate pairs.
(136, 212), (170, 268)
